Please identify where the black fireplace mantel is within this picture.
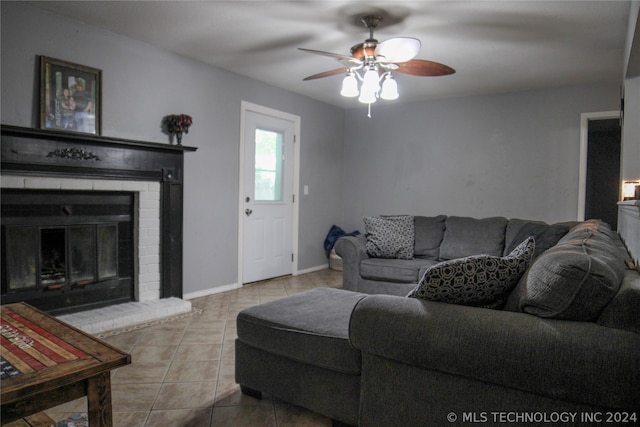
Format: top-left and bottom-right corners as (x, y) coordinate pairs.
(1, 124), (197, 300)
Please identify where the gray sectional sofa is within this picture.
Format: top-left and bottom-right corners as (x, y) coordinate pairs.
(236, 216), (640, 426)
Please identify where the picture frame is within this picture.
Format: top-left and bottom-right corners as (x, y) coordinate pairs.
(39, 56), (102, 135)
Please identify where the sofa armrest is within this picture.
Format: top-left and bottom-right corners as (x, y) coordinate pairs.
(349, 295), (640, 409)
(334, 235), (369, 292)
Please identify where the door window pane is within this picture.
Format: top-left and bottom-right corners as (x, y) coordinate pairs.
(255, 128), (284, 201)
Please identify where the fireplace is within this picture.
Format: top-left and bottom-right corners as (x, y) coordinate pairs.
(2, 189), (135, 314)
(1, 125), (196, 314)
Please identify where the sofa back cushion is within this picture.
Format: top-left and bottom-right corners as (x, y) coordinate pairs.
(503, 219), (571, 259)
(413, 215), (447, 259)
(439, 216), (507, 260)
(505, 220), (627, 321)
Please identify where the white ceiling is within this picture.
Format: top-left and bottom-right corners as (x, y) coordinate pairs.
(27, 1), (632, 108)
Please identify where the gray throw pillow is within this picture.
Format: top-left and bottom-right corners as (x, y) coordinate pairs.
(364, 215), (415, 260)
(407, 236), (535, 307)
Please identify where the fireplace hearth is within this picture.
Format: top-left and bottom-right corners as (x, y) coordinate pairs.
(1, 125), (196, 314)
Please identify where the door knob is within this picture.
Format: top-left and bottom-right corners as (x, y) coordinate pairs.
(245, 208), (253, 216)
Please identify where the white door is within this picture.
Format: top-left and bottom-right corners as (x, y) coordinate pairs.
(241, 106), (296, 284)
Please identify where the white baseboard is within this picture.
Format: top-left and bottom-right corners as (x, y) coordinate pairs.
(296, 263), (329, 275)
(183, 282), (240, 300)
(183, 264), (330, 300)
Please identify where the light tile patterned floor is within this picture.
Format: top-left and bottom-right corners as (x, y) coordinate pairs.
(44, 269), (343, 427)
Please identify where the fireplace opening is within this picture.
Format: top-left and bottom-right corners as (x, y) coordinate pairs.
(41, 227), (66, 286)
(1, 189), (135, 315)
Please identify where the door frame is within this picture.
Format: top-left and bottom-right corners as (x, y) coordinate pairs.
(238, 101), (300, 285)
(577, 110), (620, 221)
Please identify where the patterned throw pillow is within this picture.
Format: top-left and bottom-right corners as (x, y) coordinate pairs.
(364, 215), (415, 260)
(407, 236), (535, 307)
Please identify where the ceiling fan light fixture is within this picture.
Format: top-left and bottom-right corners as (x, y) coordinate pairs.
(380, 74), (399, 100)
(340, 72), (359, 97)
(299, 14), (454, 116)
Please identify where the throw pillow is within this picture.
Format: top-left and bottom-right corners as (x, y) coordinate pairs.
(407, 236), (535, 307)
(363, 215), (415, 260)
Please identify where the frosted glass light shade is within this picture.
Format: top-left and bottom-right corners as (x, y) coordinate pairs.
(380, 75), (399, 100)
(361, 68), (380, 94)
(358, 87), (377, 104)
(340, 73), (359, 97)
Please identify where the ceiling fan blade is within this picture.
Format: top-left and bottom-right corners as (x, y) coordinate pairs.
(298, 48), (358, 63)
(395, 59), (455, 76)
(302, 67), (350, 81)
(375, 37), (421, 63)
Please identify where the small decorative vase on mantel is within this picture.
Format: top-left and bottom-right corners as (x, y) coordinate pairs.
(162, 114), (192, 145)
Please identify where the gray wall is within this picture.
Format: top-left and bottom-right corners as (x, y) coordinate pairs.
(1, 3), (344, 296)
(341, 84), (621, 231)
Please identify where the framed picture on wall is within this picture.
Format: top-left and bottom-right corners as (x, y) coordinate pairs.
(39, 56), (102, 135)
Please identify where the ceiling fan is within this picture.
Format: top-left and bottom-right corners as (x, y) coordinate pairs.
(299, 15), (455, 109)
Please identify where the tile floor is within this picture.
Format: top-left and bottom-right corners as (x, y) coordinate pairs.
(44, 268), (343, 427)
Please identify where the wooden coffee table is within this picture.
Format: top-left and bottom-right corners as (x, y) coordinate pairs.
(1, 302), (131, 426)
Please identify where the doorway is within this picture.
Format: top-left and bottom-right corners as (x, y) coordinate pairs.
(578, 111), (622, 228)
(238, 102), (300, 285)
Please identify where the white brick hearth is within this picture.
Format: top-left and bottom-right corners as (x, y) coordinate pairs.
(57, 297), (191, 334)
(1, 174), (191, 334)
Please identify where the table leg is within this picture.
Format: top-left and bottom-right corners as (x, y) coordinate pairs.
(86, 371), (113, 427)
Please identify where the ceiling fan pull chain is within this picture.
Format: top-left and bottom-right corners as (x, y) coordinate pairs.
(367, 103), (372, 118)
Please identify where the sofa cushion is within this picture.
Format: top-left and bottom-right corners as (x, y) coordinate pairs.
(364, 215), (415, 259)
(439, 216), (507, 260)
(413, 215), (447, 259)
(236, 288), (366, 375)
(503, 220), (570, 258)
(505, 220), (626, 321)
(407, 236), (535, 307)
(361, 258), (437, 283)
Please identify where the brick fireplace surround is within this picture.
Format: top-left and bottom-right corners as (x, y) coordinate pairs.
(1, 125), (197, 333)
